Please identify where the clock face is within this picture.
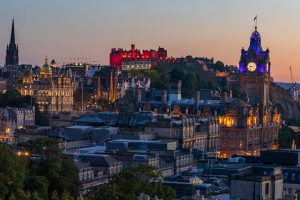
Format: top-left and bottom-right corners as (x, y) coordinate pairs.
(247, 62), (257, 72)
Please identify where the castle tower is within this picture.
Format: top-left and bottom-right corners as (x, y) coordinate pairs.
(5, 19), (19, 66)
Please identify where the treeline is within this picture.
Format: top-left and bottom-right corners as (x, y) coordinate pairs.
(86, 165), (175, 200)
(126, 62), (220, 98)
(0, 139), (80, 200)
(279, 119), (300, 148)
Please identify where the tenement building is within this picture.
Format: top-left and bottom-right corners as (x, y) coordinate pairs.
(145, 114), (220, 151)
(219, 26), (280, 157)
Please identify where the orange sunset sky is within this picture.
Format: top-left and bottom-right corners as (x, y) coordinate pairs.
(0, 0), (300, 82)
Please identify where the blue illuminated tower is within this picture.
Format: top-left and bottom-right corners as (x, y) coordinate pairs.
(238, 24), (271, 124)
(239, 26), (271, 74)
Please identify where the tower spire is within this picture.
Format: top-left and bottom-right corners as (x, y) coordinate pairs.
(10, 18), (15, 45)
(5, 18), (19, 66)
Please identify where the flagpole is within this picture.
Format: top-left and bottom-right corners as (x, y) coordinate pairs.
(256, 15), (258, 29)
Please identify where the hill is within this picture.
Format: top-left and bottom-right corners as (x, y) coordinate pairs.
(270, 83), (300, 120)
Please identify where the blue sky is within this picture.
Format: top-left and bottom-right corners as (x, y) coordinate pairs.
(1, 0), (300, 81)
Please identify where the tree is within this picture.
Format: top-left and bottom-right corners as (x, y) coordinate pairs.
(278, 126), (297, 148)
(51, 191), (60, 200)
(19, 138), (81, 198)
(214, 61), (225, 72)
(170, 67), (185, 80)
(89, 165), (176, 200)
(60, 191), (74, 200)
(0, 89), (32, 108)
(24, 175), (49, 200)
(183, 73), (197, 97)
(74, 88), (94, 106)
(0, 143), (27, 199)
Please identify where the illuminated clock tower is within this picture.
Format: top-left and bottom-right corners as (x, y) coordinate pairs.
(239, 25), (271, 123)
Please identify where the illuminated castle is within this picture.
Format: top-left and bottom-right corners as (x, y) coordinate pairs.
(219, 24), (281, 157)
(110, 44), (167, 70)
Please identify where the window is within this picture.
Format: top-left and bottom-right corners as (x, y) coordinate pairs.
(265, 183), (269, 195)
(292, 173), (296, 181)
(284, 172), (289, 180)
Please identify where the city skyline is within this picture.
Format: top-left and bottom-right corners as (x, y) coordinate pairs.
(1, 0), (300, 82)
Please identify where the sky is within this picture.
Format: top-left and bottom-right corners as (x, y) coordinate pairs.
(1, 0), (300, 82)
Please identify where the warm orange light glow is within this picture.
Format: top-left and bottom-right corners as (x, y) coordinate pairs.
(263, 115), (268, 124)
(273, 114), (281, 124)
(247, 116), (258, 127)
(219, 116), (235, 127)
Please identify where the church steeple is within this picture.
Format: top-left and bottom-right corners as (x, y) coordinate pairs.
(10, 18), (15, 45)
(5, 18), (19, 66)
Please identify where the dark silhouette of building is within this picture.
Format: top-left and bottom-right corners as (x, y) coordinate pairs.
(5, 19), (19, 66)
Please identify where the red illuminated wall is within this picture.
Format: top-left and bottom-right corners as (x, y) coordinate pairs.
(110, 44), (167, 67)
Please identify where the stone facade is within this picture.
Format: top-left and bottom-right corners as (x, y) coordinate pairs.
(220, 26), (280, 157)
(0, 106), (35, 142)
(145, 115), (220, 151)
(230, 166), (283, 200)
(19, 58), (74, 113)
(93, 66), (119, 103)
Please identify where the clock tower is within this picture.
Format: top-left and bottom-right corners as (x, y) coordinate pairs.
(239, 25), (271, 123)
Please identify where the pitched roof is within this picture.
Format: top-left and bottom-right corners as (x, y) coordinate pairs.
(80, 155), (120, 167)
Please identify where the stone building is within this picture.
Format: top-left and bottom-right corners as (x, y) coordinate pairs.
(93, 66), (119, 103)
(77, 154), (122, 194)
(0, 106), (35, 142)
(230, 166), (283, 200)
(145, 115), (220, 151)
(219, 99), (280, 157)
(220, 25), (281, 157)
(19, 57), (74, 113)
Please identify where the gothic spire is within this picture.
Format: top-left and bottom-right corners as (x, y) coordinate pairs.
(10, 18), (15, 45)
(5, 18), (19, 66)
